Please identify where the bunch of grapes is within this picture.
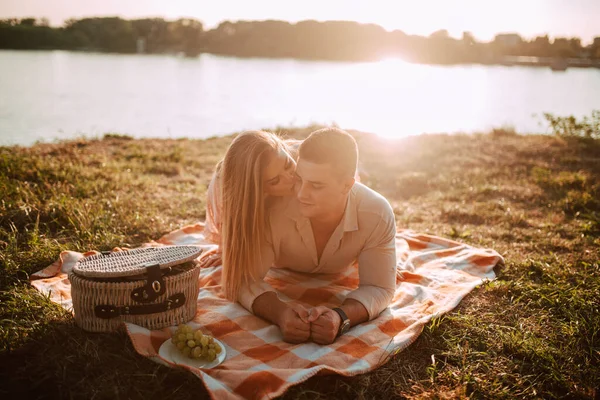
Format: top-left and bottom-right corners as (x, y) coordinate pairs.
(171, 324), (222, 361)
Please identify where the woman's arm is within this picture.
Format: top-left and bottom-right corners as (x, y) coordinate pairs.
(199, 165), (224, 268)
(204, 164), (223, 245)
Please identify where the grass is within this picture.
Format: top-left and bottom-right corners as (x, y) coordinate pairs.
(1, 128), (599, 399)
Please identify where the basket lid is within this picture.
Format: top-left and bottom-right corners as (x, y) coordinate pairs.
(72, 245), (204, 278)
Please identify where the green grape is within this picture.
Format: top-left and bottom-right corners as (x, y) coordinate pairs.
(171, 326), (220, 361)
(208, 349), (216, 361)
(192, 346), (203, 359)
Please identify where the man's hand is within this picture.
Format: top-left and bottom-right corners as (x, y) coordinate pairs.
(277, 303), (311, 344)
(307, 306), (341, 345)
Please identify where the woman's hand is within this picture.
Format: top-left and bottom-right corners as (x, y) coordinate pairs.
(277, 303), (311, 344)
(253, 292), (310, 344)
(199, 248), (222, 268)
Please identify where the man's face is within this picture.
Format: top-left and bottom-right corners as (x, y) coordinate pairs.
(295, 159), (353, 220)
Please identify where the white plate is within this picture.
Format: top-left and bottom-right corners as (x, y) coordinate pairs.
(159, 337), (227, 369)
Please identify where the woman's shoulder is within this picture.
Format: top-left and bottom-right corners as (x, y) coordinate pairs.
(208, 161), (223, 184)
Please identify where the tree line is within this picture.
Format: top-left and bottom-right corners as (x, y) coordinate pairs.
(1, 17), (599, 63)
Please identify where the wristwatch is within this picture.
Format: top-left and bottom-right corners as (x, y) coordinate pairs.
(332, 307), (351, 337)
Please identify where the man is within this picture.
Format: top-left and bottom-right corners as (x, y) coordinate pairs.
(238, 127), (397, 344)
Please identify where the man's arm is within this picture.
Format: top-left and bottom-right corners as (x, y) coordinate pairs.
(339, 298), (369, 326)
(309, 201), (397, 344)
(345, 204), (397, 320)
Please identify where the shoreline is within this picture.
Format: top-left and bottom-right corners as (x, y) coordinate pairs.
(3, 47), (600, 70)
(0, 126), (550, 149)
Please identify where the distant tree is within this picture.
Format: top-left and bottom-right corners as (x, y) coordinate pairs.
(19, 18), (36, 26)
(0, 18), (19, 26)
(430, 29), (449, 39)
(569, 37), (582, 55)
(0, 15), (592, 63)
(170, 18), (204, 55)
(65, 17), (136, 52)
(593, 37), (600, 59)
(552, 37), (579, 58)
(529, 35), (551, 57)
(462, 31), (476, 45)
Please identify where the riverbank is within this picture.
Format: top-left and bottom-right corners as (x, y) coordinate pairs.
(1, 128), (598, 399)
(5, 46), (600, 71)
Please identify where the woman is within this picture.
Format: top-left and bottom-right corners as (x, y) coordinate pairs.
(199, 130), (297, 302)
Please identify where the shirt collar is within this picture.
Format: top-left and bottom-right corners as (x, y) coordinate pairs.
(342, 184), (359, 232)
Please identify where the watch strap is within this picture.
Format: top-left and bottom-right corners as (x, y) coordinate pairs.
(332, 307), (350, 336)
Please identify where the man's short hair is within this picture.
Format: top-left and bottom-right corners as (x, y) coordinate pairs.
(298, 127), (358, 179)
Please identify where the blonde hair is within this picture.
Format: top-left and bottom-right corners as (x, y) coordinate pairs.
(220, 130), (287, 302)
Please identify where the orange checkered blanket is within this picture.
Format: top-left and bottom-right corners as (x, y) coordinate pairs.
(31, 224), (503, 400)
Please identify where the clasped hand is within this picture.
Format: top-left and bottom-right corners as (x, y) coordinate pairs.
(277, 304), (341, 345)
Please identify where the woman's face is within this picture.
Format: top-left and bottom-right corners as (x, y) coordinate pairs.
(262, 148), (296, 197)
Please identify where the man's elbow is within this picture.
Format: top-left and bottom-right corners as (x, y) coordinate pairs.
(378, 286), (394, 312)
(384, 286), (395, 304)
(366, 285), (395, 320)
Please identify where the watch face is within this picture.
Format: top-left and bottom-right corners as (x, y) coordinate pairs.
(340, 320), (350, 334)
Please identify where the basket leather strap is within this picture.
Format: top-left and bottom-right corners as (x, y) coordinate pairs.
(131, 264), (166, 303)
(94, 293), (186, 319)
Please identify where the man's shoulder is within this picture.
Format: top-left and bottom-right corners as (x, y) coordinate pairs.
(353, 182), (394, 217)
(352, 183), (396, 241)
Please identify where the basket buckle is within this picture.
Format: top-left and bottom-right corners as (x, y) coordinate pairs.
(131, 263), (166, 303)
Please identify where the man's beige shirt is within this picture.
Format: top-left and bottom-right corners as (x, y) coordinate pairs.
(239, 182), (397, 320)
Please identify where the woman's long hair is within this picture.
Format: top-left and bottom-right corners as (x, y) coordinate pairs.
(220, 130), (287, 302)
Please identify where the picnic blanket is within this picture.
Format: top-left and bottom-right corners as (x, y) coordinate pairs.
(31, 223), (503, 400)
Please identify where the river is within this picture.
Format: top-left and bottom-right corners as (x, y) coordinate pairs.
(1, 50), (599, 146)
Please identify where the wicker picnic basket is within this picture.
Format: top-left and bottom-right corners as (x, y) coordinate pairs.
(69, 246), (203, 332)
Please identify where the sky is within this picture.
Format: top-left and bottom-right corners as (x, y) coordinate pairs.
(1, 0), (599, 44)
